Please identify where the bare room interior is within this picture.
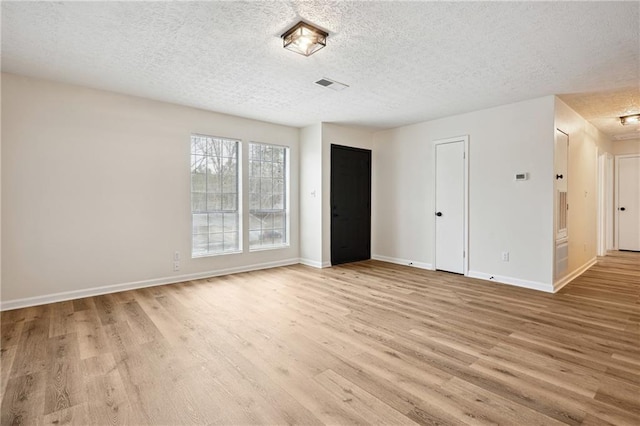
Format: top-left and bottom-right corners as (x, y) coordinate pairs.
(1, 1), (639, 425)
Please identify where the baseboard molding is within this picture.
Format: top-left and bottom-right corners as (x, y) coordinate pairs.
(554, 257), (597, 292)
(467, 270), (554, 293)
(0, 258), (301, 311)
(371, 254), (433, 270)
(299, 258), (331, 268)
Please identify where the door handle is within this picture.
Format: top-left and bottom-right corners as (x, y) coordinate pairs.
(435, 212), (443, 217)
(556, 174), (563, 179)
(620, 207), (626, 211)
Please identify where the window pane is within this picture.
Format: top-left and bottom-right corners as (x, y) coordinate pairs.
(249, 230), (261, 245)
(222, 194), (236, 211)
(193, 214), (208, 234)
(249, 213), (262, 231)
(208, 213), (223, 233)
(209, 233), (223, 253)
(260, 193), (273, 210)
(223, 140), (237, 157)
(260, 178), (272, 194)
(263, 213), (274, 229)
(223, 232), (238, 252)
(272, 229), (284, 246)
(261, 162), (272, 178)
(191, 135), (239, 257)
(273, 147), (284, 162)
(207, 193), (221, 211)
(223, 172), (236, 193)
(273, 163), (284, 178)
(193, 234), (208, 255)
(249, 193), (260, 211)
(249, 144), (261, 160)
(263, 146), (272, 162)
(273, 211), (285, 228)
(250, 161), (261, 178)
(223, 213), (237, 232)
(192, 193), (206, 212)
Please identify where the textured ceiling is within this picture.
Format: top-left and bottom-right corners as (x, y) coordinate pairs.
(2, 1), (639, 137)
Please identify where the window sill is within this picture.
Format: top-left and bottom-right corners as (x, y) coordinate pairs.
(249, 244), (290, 253)
(192, 250), (243, 259)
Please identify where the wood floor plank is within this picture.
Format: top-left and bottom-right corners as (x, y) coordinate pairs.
(0, 250), (638, 425)
(314, 368), (420, 425)
(43, 333), (83, 415)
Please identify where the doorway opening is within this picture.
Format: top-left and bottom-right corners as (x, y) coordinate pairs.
(330, 144), (372, 265)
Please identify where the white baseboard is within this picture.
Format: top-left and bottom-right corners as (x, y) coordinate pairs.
(554, 257), (597, 292)
(371, 254), (433, 270)
(467, 270), (554, 293)
(299, 258), (331, 268)
(0, 258), (300, 311)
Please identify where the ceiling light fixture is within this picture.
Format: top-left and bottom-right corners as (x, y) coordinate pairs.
(620, 113), (640, 125)
(281, 21), (328, 57)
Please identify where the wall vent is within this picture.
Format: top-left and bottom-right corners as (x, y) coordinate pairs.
(314, 78), (349, 91)
(558, 190), (568, 236)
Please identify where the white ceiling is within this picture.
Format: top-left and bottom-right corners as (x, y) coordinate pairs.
(2, 1), (639, 137)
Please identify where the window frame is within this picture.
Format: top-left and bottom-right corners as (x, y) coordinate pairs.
(248, 141), (290, 251)
(190, 134), (242, 258)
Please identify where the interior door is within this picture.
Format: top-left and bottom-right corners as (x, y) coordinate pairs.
(331, 145), (372, 265)
(617, 155), (640, 251)
(435, 141), (465, 274)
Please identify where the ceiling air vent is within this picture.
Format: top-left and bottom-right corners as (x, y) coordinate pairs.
(614, 132), (640, 141)
(315, 78), (349, 91)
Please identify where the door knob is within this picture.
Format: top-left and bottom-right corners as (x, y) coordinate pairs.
(620, 207), (626, 211)
(435, 212), (443, 217)
(556, 174), (563, 180)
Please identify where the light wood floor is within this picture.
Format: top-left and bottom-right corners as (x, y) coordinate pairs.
(1, 251), (639, 425)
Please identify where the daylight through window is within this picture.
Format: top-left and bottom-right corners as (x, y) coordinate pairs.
(191, 135), (240, 257)
(249, 143), (289, 250)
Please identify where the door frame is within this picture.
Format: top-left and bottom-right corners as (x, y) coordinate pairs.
(432, 135), (469, 275)
(597, 151), (614, 256)
(614, 154), (640, 250)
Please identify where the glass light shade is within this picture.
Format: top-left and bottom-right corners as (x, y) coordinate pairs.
(620, 114), (640, 125)
(282, 21), (328, 56)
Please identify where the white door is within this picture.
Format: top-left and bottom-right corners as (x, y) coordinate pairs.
(617, 155), (640, 251)
(435, 140), (465, 274)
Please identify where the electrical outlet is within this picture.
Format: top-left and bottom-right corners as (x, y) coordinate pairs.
(173, 261), (180, 272)
(174, 251), (180, 261)
(501, 252), (509, 262)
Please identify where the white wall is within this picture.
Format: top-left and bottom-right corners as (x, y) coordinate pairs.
(554, 98), (610, 287)
(321, 123), (374, 265)
(1, 73), (300, 307)
(299, 123), (323, 267)
(613, 138), (640, 155)
(373, 96), (556, 290)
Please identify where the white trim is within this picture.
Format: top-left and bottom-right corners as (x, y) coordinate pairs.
(371, 254), (433, 270)
(432, 135), (469, 276)
(467, 270), (554, 293)
(553, 257), (597, 293)
(597, 153), (605, 256)
(0, 258), (300, 311)
(614, 154), (640, 250)
(299, 258), (331, 268)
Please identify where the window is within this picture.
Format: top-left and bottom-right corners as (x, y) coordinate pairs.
(191, 135), (240, 257)
(249, 143), (289, 250)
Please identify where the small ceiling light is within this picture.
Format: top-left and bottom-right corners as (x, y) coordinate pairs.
(281, 21), (328, 56)
(620, 113), (640, 125)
